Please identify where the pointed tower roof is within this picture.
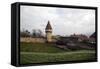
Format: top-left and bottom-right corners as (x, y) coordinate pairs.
(45, 21), (52, 30)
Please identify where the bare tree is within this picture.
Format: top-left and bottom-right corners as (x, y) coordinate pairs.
(38, 29), (43, 37)
(32, 29), (43, 37)
(20, 29), (30, 37)
(32, 29), (37, 37)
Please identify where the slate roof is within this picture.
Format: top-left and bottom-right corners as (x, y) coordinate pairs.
(90, 32), (95, 38)
(45, 21), (52, 30)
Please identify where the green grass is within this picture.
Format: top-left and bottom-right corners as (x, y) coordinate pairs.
(20, 42), (66, 53)
(20, 51), (95, 64)
(20, 42), (96, 64)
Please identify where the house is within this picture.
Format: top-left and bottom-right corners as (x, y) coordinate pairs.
(56, 36), (78, 45)
(89, 32), (96, 44)
(70, 34), (88, 42)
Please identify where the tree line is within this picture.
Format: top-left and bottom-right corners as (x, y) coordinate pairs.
(20, 29), (44, 38)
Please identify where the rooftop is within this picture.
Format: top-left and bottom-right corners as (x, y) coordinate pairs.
(45, 21), (52, 30)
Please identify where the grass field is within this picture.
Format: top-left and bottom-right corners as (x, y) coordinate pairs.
(20, 42), (96, 64)
(20, 42), (67, 53)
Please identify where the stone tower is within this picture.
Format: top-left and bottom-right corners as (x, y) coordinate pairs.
(45, 21), (52, 42)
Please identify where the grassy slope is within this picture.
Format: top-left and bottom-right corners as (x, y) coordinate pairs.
(20, 42), (96, 64)
(20, 42), (67, 53)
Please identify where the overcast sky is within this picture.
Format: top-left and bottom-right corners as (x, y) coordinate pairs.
(20, 5), (95, 36)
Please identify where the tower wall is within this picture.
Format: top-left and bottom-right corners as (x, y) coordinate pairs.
(45, 21), (52, 42)
(46, 31), (52, 42)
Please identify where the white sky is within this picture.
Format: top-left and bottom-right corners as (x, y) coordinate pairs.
(20, 5), (95, 36)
